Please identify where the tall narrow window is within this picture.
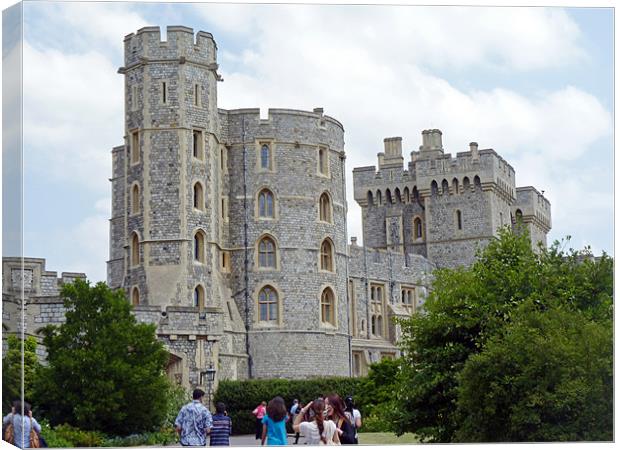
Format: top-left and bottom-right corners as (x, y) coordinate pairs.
(194, 285), (205, 310)
(193, 183), (204, 210)
(370, 283), (384, 337)
(192, 130), (204, 160)
(194, 83), (200, 107)
(318, 147), (328, 175)
(431, 180), (439, 195)
(401, 287), (415, 313)
(221, 197), (228, 220)
(258, 285), (278, 322)
(131, 233), (140, 266)
(320, 239), (334, 272)
(260, 144), (271, 170)
(442, 179), (449, 195)
(321, 288), (335, 325)
(131, 85), (139, 110)
(194, 231), (205, 263)
(221, 251), (231, 272)
(258, 189), (275, 218)
(131, 184), (140, 214)
(413, 217), (424, 240)
(319, 193), (332, 222)
(162, 81), (167, 104)
(131, 131), (139, 164)
(452, 178), (459, 194)
(131, 287), (140, 306)
(349, 280), (357, 336)
(456, 210), (462, 230)
(258, 236), (276, 268)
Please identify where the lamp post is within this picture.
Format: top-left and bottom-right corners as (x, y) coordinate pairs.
(201, 365), (216, 411)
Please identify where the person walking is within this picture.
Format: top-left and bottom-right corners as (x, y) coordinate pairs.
(326, 394), (356, 445)
(289, 399), (302, 444)
(252, 401), (267, 440)
(210, 402), (232, 446)
(293, 398), (339, 445)
(344, 396), (362, 444)
(174, 389), (213, 446)
(261, 396), (288, 446)
(3, 401), (41, 449)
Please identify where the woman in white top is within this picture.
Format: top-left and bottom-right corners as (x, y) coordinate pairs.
(293, 398), (340, 445)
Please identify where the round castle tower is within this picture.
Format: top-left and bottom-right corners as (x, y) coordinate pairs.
(222, 107), (350, 379)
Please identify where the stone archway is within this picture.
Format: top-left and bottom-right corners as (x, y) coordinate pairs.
(166, 351), (186, 386)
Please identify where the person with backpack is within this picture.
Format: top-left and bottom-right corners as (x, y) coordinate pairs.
(3, 401), (42, 449)
(344, 396), (362, 444)
(325, 394), (356, 445)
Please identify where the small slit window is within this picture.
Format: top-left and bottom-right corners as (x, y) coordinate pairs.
(194, 83), (200, 107)
(192, 130), (204, 160)
(194, 231), (206, 263)
(131, 131), (139, 164)
(162, 81), (167, 104)
(131, 184), (140, 215)
(131, 233), (140, 266)
(456, 210), (462, 230)
(318, 147), (328, 175)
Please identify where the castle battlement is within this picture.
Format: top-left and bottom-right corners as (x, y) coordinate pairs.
(514, 186), (552, 231)
(121, 26), (217, 71)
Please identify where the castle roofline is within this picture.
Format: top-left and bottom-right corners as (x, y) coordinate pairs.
(124, 26), (217, 49)
(219, 107), (344, 131)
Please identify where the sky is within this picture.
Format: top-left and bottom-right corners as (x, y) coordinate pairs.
(1, 1), (614, 283)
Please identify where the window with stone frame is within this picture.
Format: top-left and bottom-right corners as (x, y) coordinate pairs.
(258, 285), (278, 322)
(260, 143), (272, 170)
(258, 189), (275, 218)
(131, 183), (140, 215)
(401, 286), (415, 313)
(193, 182), (205, 211)
(131, 85), (139, 111)
(318, 147), (329, 175)
(194, 285), (205, 310)
(194, 83), (201, 107)
(131, 287), (140, 306)
(320, 239), (334, 272)
(194, 231), (206, 263)
(319, 192), (332, 223)
(413, 217), (424, 240)
(192, 130), (204, 160)
(320, 287), (336, 326)
(349, 279), (357, 337)
(221, 250), (231, 272)
(370, 283), (385, 337)
(161, 81), (168, 104)
(131, 232), (140, 266)
(130, 131), (140, 164)
(258, 236), (277, 268)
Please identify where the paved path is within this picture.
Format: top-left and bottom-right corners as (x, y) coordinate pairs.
(166, 434), (308, 447)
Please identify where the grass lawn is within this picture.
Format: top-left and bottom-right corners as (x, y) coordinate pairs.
(358, 432), (420, 445)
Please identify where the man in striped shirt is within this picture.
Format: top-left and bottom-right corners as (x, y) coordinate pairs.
(210, 402), (232, 446)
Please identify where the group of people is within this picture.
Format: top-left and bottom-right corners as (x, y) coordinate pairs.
(175, 389), (233, 446)
(252, 394), (362, 446)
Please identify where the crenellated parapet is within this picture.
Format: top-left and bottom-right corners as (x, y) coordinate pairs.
(513, 186), (552, 233)
(120, 26), (218, 74)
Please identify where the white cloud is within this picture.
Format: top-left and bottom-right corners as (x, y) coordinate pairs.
(23, 41), (123, 194)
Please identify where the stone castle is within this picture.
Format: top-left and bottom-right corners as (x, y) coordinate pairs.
(2, 26), (551, 390)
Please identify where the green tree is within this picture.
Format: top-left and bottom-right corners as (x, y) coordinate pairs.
(2, 335), (41, 413)
(33, 279), (170, 435)
(455, 302), (613, 442)
(394, 229), (613, 442)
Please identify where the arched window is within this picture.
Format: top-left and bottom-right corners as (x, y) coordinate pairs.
(456, 210), (462, 230)
(442, 179), (449, 194)
(515, 209), (523, 222)
(367, 191), (374, 207)
(319, 193), (332, 223)
(320, 239), (334, 272)
(131, 184), (140, 214)
(194, 231), (205, 263)
(194, 285), (205, 310)
(474, 175), (481, 188)
(412, 186), (419, 202)
(321, 288), (335, 326)
(452, 178), (459, 194)
(131, 287), (140, 306)
(403, 187), (410, 203)
(395, 188), (401, 203)
(376, 190), (382, 205)
(131, 233), (140, 266)
(258, 189), (275, 218)
(260, 144), (271, 170)
(413, 217), (424, 240)
(463, 177), (471, 191)
(193, 182), (204, 210)
(386, 189), (393, 204)
(371, 315), (376, 335)
(431, 180), (439, 195)
(192, 130), (203, 159)
(258, 285), (278, 321)
(258, 236), (277, 268)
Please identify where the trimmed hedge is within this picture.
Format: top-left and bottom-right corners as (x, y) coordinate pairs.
(214, 377), (366, 435)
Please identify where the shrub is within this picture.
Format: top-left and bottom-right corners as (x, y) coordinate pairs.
(51, 424), (106, 447)
(38, 420), (74, 448)
(103, 430), (177, 447)
(215, 377), (366, 435)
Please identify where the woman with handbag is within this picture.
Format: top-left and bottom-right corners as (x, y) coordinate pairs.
(325, 394), (356, 445)
(3, 401), (42, 448)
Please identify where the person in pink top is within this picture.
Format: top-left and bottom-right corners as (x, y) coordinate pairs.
(253, 401), (267, 440)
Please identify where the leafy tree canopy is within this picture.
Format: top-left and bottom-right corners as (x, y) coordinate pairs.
(2, 334), (41, 413)
(33, 279), (171, 436)
(393, 229), (613, 442)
